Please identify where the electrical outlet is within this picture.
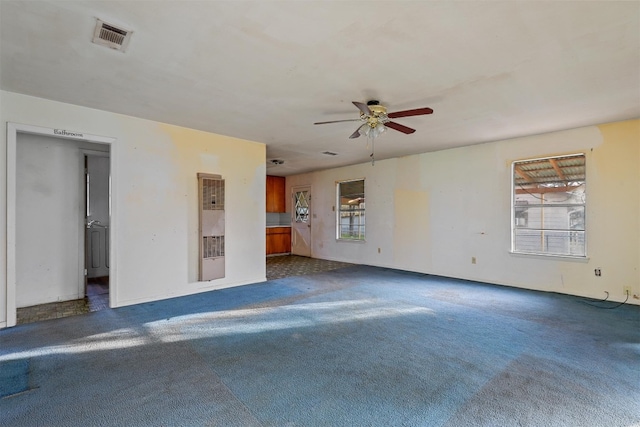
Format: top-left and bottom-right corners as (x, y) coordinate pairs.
(623, 286), (632, 296)
(594, 268), (601, 277)
(471, 257), (477, 264)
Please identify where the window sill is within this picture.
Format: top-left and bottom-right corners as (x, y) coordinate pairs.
(336, 238), (366, 243)
(509, 251), (590, 262)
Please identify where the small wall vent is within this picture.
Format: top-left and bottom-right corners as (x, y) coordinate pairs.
(92, 19), (132, 52)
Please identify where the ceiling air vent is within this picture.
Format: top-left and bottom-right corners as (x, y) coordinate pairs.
(92, 19), (132, 52)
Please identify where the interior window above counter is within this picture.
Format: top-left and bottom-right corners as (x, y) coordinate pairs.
(266, 212), (291, 227)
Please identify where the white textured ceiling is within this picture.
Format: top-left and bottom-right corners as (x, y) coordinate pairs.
(1, 1), (639, 175)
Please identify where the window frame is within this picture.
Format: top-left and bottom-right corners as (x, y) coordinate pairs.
(336, 178), (366, 242)
(510, 153), (587, 258)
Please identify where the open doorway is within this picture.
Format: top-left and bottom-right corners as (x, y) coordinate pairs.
(6, 123), (116, 327)
(84, 153), (111, 314)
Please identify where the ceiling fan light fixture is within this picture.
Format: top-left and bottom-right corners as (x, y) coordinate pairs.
(314, 100), (432, 140)
(361, 122), (386, 139)
(372, 124), (385, 138)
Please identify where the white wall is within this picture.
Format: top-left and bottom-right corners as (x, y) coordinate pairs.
(287, 120), (640, 304)
(16, 134), (87, 307)
(1, 91), (266, 327)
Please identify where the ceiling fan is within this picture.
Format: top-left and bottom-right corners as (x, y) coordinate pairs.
(314, 100), (433, 139)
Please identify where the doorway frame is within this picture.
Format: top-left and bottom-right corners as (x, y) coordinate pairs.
(6, 122), (117, 327)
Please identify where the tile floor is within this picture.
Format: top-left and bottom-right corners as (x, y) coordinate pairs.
(16, 278), (109, 325)
(266, 255), (352, 280)
(16, 256), (352, 325)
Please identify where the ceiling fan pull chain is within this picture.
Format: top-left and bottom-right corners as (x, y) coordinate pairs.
(370, 137), (375, 166)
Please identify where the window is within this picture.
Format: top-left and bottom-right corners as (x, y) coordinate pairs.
(293, 190), (309, 223)
(512, 154), (586, 257)
(337, 179), (365, 240)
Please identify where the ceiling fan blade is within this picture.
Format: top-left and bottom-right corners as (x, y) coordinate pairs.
(387, 107), (433, 119)
(353, 101), (371, 116)
(349, 125), (363, 139)
(385, 121), (416, 134)
(314, 119), (362, 125)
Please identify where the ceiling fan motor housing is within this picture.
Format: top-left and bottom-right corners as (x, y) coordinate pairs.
(368, 105), (387, 116)
(364, 101), (388, 128)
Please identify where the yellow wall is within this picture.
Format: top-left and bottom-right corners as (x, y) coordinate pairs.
(590, 120), (640, 299)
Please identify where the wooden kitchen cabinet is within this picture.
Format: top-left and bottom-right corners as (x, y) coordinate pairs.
(266, 175), (286, 213)
(266, 227), (291, 255)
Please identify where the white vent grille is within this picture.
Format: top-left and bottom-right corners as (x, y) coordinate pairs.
(202, 178), (225, 210)
(93, 19), (132, 52)
(203, 236), (225, 258)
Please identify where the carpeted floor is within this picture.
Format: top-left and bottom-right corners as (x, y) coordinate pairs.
(1, 266), (639, 426)
(17, 256), (350, 325)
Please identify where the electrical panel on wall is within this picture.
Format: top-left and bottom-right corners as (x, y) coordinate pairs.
(198, 173), (225, 281)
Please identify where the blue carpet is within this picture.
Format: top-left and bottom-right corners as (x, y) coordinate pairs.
(0, 359), (29, 398)
(1, 266), (639, 426)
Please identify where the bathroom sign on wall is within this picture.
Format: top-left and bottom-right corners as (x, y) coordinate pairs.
(54, 129), (85, 138)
